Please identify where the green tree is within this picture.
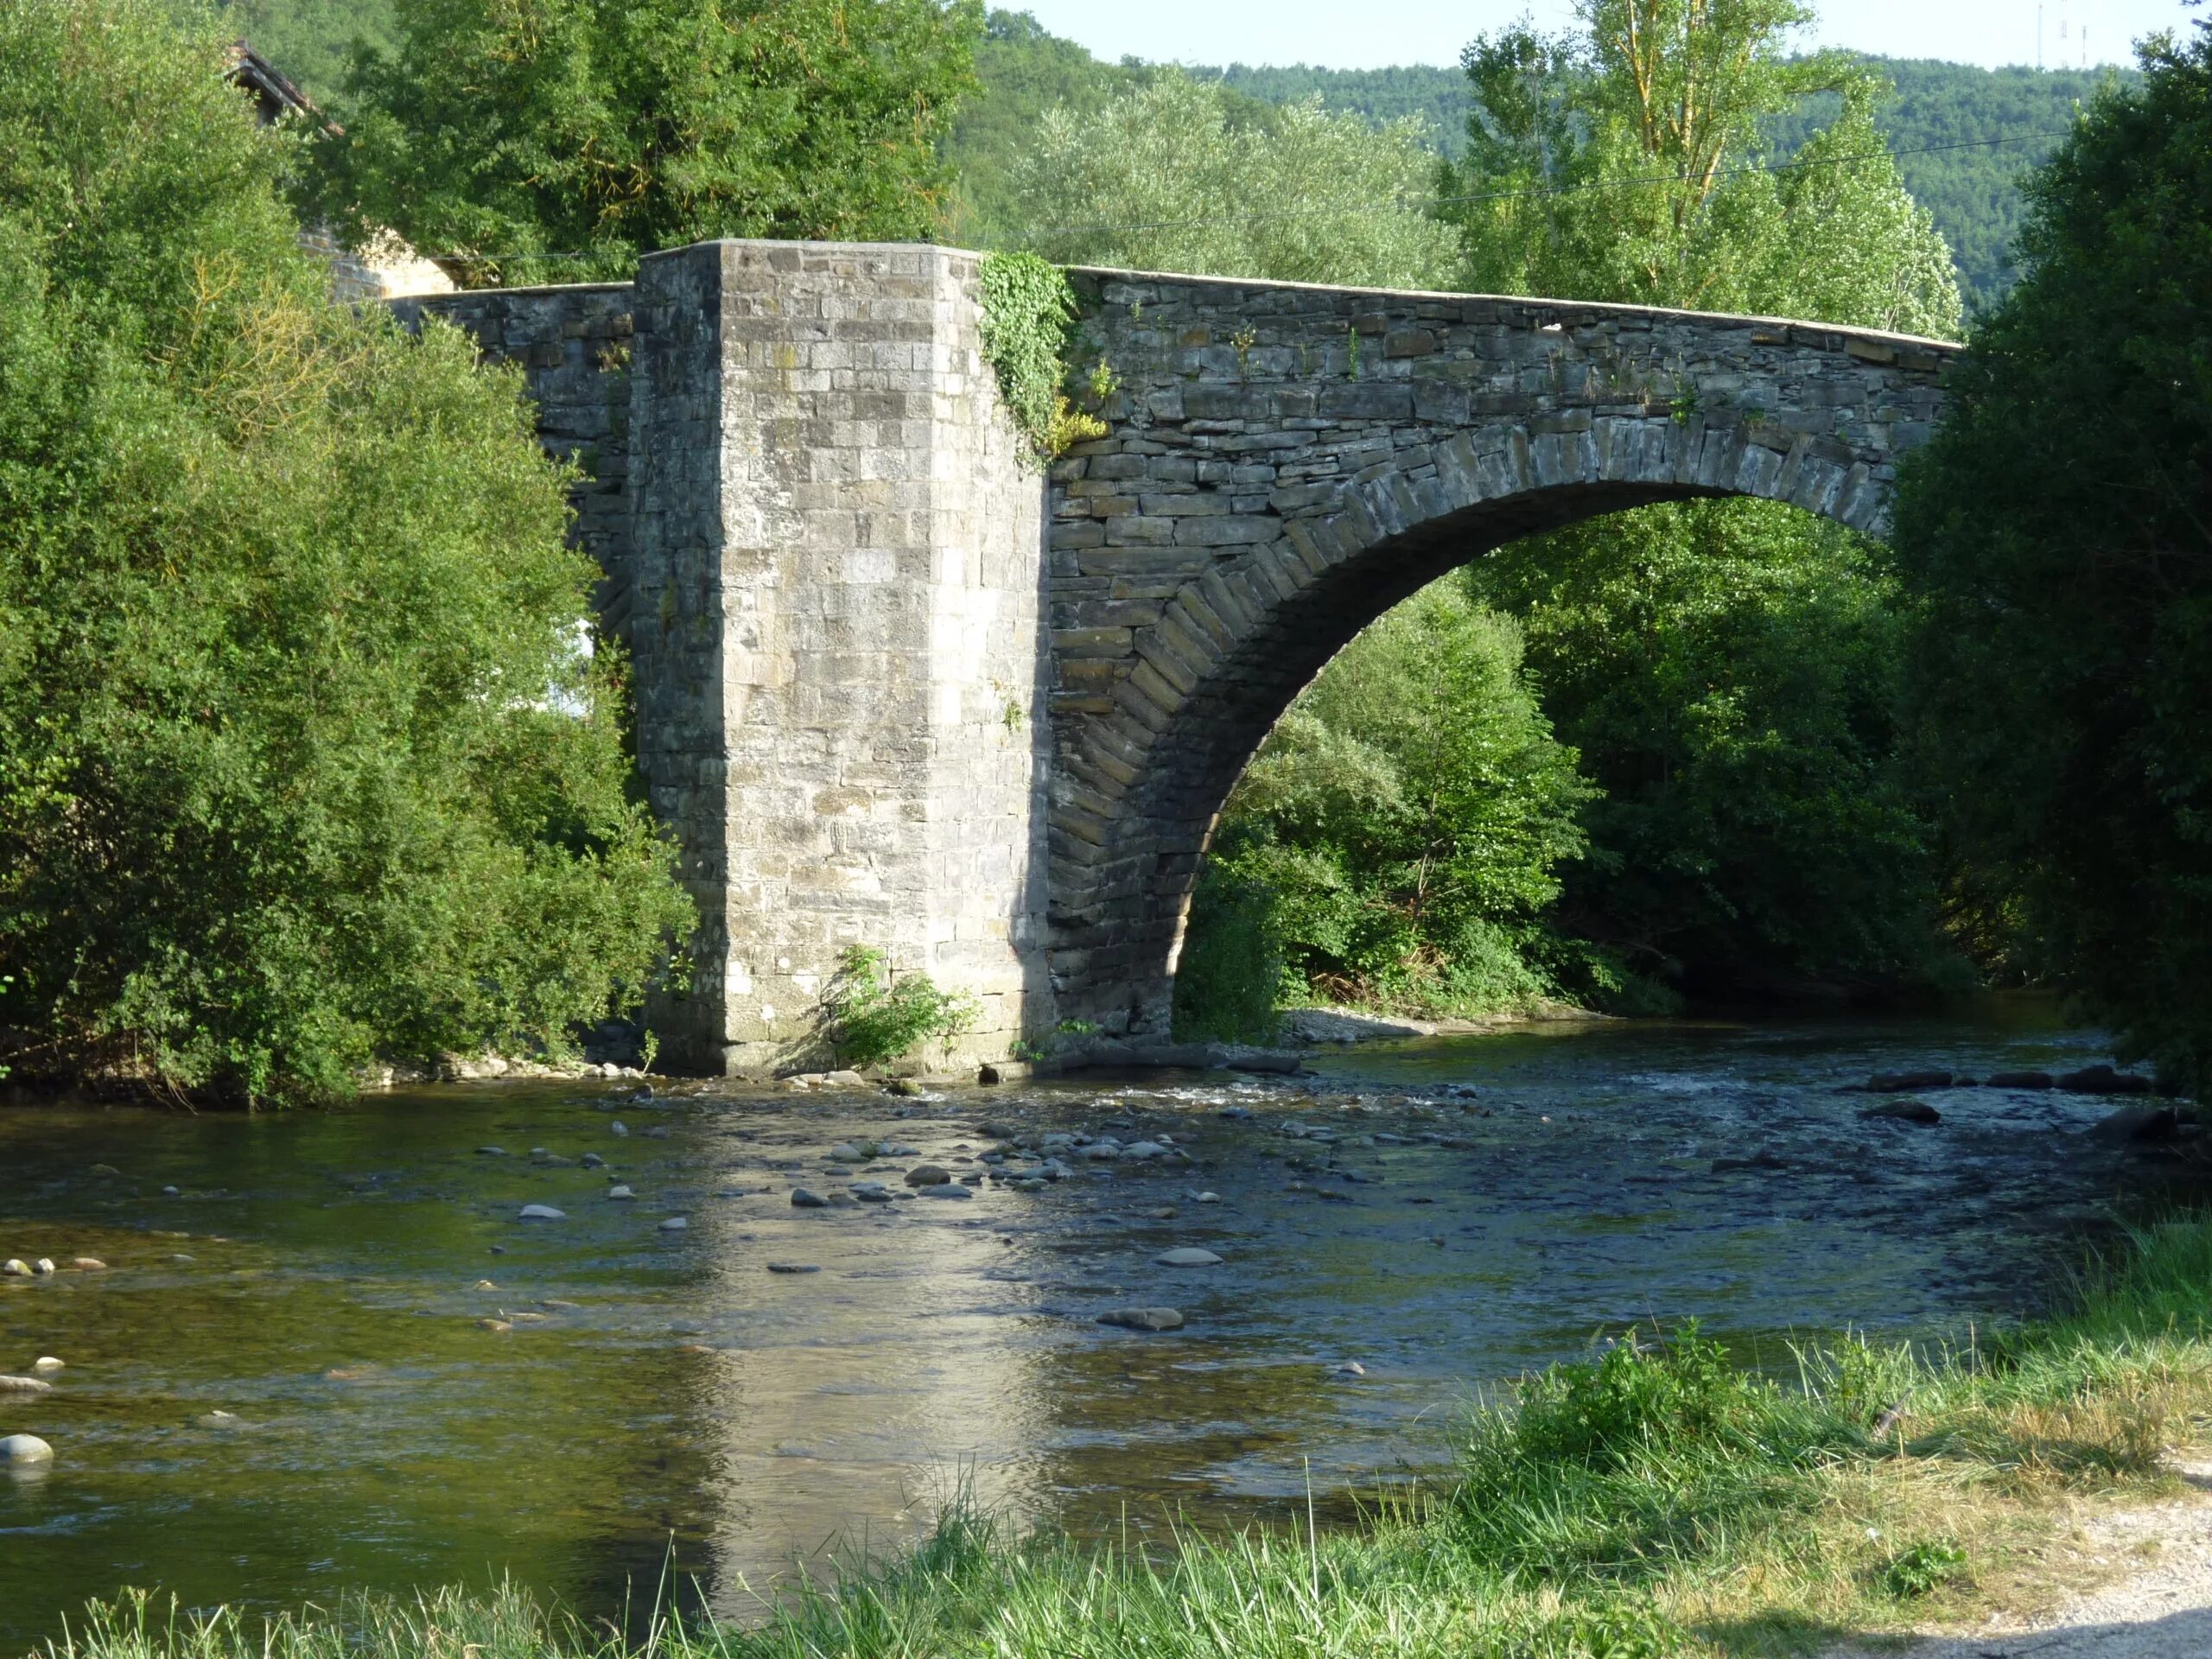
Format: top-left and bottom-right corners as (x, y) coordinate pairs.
(1007, 70), (1458, 288)
(1441, 0), (1964, 1005)
(1440, 0), (1958, 332)
(1892, 20), (2212, 1090)
(308, 0), (983, 287)
(0, 0), (692, 1103)
(1183, 594), (1593, 1027)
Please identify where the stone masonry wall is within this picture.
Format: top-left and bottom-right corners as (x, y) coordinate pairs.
(680, 241), (1051, 1075)
(1042, 270), (1956, 1035)
(404, 248), (1052, 1077)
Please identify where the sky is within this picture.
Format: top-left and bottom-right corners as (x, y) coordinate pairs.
(1008, 0), (2200, 72)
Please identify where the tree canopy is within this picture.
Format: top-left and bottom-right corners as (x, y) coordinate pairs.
(1894, 19), (2212, 1089)
(308, 0), (983, 286)
(1006, 71), (1457, 289)
(0, 0), (691, 1102)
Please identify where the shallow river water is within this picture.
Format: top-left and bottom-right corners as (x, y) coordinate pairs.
(0, 1004), (2198, 1645)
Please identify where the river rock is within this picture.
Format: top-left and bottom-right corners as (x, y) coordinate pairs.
(1986, 1071), (2055, 1090)
(610, 1121), (628, 1137)
(827, 1143), (867, 1162)
(823, 1070), (870, 1089)
(32, 1259), (54, 1276)
(71, 1258), (106, 1271)
(883, 1078), (921, 1097)
(918, 1185), (974, 1200)
(905, 1165), (951, 1186)
(477, 1319), (512, 1332)
(1122, 1141), (1167, 1161)
(1862, 1071), (1952, 1094)
(766, 1262), (821, 1274)
(1097, 1306), (1184, 1332)
(1333, 1361), (1367, 1377)
(31, 1358), (62, 1374)
(606, 1185), (635, 1201)
(582, 1154), (607, 1169)
(3, 1260), (35, 1277)
(2059, 1065), (2158, 1096)
(161, 1185), (180, 1197)
(0, 1433), (54, 1465)
(517, 1205), (566, 1221)
(1155, 1247), (1222, 1267)
(659, 1217), (689, 1231)
(476, 1146), (507, 1157)
(791, 1188), (828, 1208)
(849, 1182), (892, 1203)
(90, 1165), (122, 1177)
(1859, 1099), (1942, 1125)
(2090, 1105), (2179, 1145)
(1192, 1191), (1223, 1204)
(0, 1377), (53, 1395)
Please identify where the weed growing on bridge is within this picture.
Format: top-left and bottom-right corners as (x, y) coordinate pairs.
(976, 252), (1111, 460)
(822, 946), (978, 1069)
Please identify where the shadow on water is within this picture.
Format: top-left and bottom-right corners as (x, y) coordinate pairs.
(0, 998), (2200, 1643)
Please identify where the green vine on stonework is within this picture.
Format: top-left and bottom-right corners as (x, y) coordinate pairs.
(978, 251), (1111, 461)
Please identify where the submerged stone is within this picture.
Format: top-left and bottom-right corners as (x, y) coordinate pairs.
(1097, 1306), (1183, 1332)
(1155, 1247), (1222, 1267)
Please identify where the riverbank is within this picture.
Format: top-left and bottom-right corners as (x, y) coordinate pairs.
(31, 1212), (2212, 1659)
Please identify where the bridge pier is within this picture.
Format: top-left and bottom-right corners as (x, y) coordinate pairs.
(405, 243), (1055, 1075)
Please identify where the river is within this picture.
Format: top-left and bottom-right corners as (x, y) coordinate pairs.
(0, 1002), (2196, 1646)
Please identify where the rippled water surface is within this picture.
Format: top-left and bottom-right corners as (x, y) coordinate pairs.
(0, 1004), (2197, 1643)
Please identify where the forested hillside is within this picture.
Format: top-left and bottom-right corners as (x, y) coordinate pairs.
(1209, 54), (2124, 309)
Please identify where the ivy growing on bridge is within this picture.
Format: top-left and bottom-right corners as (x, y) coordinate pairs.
(976, 251), (1110, 460)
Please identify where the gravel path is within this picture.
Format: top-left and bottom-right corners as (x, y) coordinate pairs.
(1824, 1465), (2212, 1658)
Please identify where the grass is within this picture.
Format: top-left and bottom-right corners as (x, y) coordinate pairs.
(41, 1216), (2212, 1659)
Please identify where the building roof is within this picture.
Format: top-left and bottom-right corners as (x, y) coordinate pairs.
(223, 40), (329, 130)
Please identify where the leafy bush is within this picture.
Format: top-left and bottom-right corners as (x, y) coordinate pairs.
(1879, 1538), (1966, 1599)
(1169, 865), (1283, 1043)
(823, 947), (978, 1068)
(0, 0), (692, 1103)
(1203, 592), (1591, 1019)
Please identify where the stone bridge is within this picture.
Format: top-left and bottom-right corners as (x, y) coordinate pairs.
(399, 239), (1955, 1075)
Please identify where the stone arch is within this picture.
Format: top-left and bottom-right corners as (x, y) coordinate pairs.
(1043, 270), (1956, 1035)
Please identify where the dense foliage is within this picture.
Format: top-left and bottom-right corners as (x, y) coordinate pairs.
(1207, 50), (2126, 309)
(1198, 596), (1593, 1025)
(0, 0), (692, 1102)
(1470, 512), (1947, 1002)
(307, 0), (983, 286)
(1893, 21), (2212, 1091)
(1438, 1), (1957, 332)
(1007, 71), (1456, 288)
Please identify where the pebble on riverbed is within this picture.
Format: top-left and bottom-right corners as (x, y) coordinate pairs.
(1096, 1307), (1184, 1332)
(1155, 1248), (1222, 1267)
(31, 1358), (62, 1374)
(659, 1217), (689, 1231)
(0, 1261), (26, 1278)
(791, 1188), (828, 1208)
(0, 1376), (53, 1395)
(517, 1205), (566, 1221)
(0, 1433), (54, 1465)
(904, 1165), (951, 1186)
